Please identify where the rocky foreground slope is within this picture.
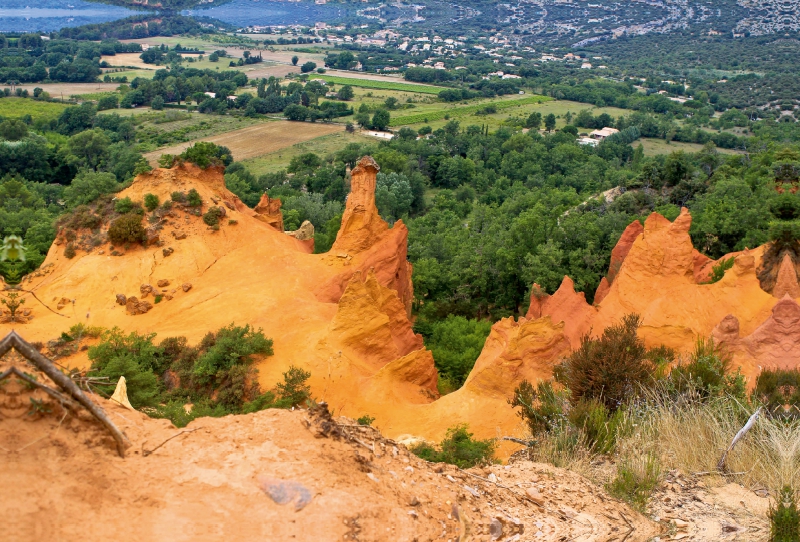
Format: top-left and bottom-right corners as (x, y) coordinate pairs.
(3, 156), (799, 454)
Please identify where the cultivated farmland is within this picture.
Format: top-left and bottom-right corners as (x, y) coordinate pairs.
(312, 75), (445, 94)
(0, 97), (70, 122)
(143, 120), (342, 164)
(389, 95), (551, 126)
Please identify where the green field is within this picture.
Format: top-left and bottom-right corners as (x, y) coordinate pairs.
(638, 137), (744, 156)
(0, 97), (70, 121)
(390, 95), (552, 126)
(240, 131), (369, 176)
(312, 75), (445, 95)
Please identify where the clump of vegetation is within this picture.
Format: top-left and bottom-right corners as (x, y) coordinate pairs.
(770, 486), (800, 542)
(160, 142), (233, 169)
(410, 424), (496, 468)
(203, 207), (224, 227)
(108, 213), (146, 246)
(187, 189), (202, 207)
(666, 338), (746, 400)
(557, 314), (673, 411)
(509, 379), (569, 436)
(191, 324), (274, 409)
(85, 323), (309, 427)
(568, 398), (629, 454)
(357, 414), (376, 426)
(88, 329), (163, 408)
(114, 197), (142, 215)
(144, 193), (160, 212)
(704, 257), (735, 284)
(606, 453), (661, 511)
(64, 243), (76, 259)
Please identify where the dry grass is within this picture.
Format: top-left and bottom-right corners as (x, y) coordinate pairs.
(522, 390), (800, 504)
(143, 121), (343, 164)
(641, 395), (800, 490)
(15, 83), (120, 97)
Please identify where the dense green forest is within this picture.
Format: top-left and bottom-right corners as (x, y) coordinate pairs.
(0, 102), (148, 275)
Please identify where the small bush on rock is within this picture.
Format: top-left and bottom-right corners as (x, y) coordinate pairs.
(114, 197), (139, 214)
(187, 189), (202, 207)
(606, 453), (661, 511)
(203, 207), (223, 227)
(410, 424), (496, 468)
(108, 213), (146, 246)
(144, 193), (160, 212)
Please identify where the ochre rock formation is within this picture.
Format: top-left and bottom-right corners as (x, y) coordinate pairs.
(772, 253), (800, 298)
(714, 295), (800, 377)
(607, 219), (643, 283)
(253, 193), (284, 231)
(523, 207), (799, 388)
(8, 160), (799, 461)
(285, 220), (315, 253)
(316, 156), (414, 314)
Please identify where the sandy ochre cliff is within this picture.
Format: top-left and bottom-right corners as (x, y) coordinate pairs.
(3, 158), (800, 451)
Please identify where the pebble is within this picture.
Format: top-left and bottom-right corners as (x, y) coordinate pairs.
(487, 473), (498, 483)
(464, 485), (480, 498)
(526, 488), (545, 506)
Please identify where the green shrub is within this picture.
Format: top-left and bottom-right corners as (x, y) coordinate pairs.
(509, 379), (568, 436)
(64, 243), (76, 259)
(410, 424), (496, 468)
(192, 324), (273, 409)
(114, 197), (137, 214)
(606, 453), (661, 511)
(187, 188), (202, 207)
(558, 314), (671, 411)
(152, 399), (229, 428)
(668, 338), (745, 400)
(203, 207), (223, 227)
(69, 323), (104, 339)
(357, 414), (376, 426)
(770, 486), (800, 542)
(568, 398), (628, 454)
(171, 191), (187, 204)
(154, 294), (163, 304)
(704, 257), (735, 284)
(108, 213), (146, 246)
(144, 193), (159, 212)
(180, 141), (233, 168)
(275, 365), (312, 407)
(88, 328), (163, 408)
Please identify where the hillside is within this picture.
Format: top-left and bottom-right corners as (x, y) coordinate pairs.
(5, 156), (798, 456)
(0, 366), (663, 542)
